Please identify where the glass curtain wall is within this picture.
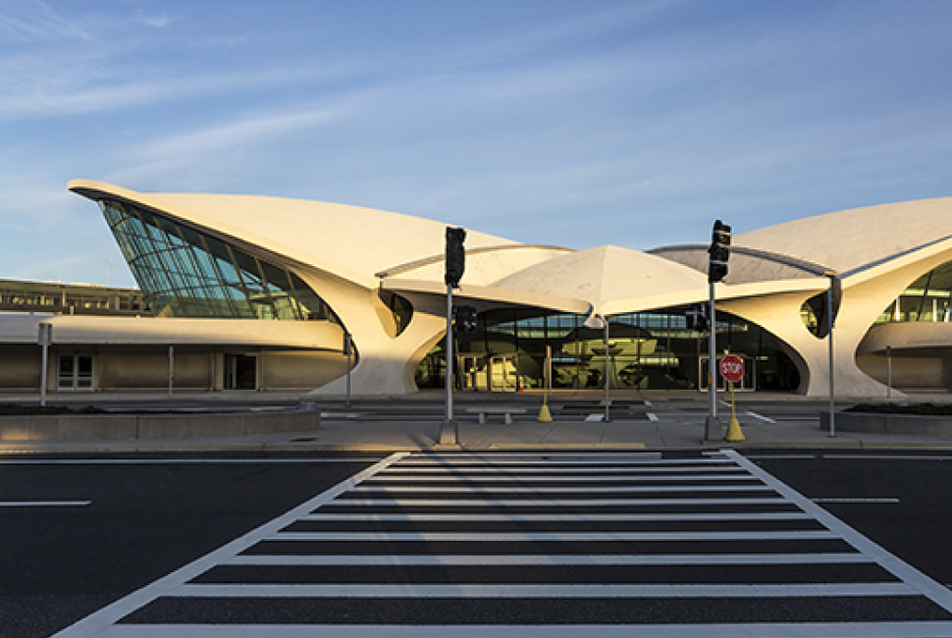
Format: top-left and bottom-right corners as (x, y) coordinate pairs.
(873, 260), (952, 324)
(416, 308), (801, 392)
(99, 199), (337, 322)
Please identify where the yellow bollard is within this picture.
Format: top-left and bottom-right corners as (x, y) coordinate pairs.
(724, 381), (745, 442)
(537, 403), (553, 423)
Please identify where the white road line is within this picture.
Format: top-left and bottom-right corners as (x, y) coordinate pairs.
(813, 498), (900, 504)
(49, 452), (410, 638)
(0, 501), (90, 507)
(407, 452), (664, 460)
(0, 458), (384, 465)
(725, 448), (952, 615)
(224, 552), (870, 567)
(399, 459), (716, 467)
(744, 454), (817, 460)
(270, 530), (837, 542)
(368, 473), (755, 482)
(85, 621), (952, 638)
(169, 582), (912, 598)
(301, 511), (811, 522)
(382, 464), (740, 473)
(822, 454), (952, 462)
(585, 413), (604, 421)
(326, 497), (790, 507)
(351, 484), (772, 493)
(646, 412), (659, 421)
(745, 411), (776, 423)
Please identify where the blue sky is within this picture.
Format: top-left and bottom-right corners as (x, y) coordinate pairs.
(2, 0), (952, 288)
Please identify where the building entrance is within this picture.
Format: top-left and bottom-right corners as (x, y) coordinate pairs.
(224, 354), (256, 390)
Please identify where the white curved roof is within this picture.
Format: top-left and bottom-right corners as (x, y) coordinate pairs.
(492, 245), (709, 315)
(736, 196), (952, 275)
(69, 180), (523, 288)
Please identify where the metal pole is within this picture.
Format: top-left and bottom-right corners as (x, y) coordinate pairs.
(345, 331), (352, 408)
(705, 281), (720, 440)
(828, 279), (836, 437)
(886, 345), (892, 400)
(440, 285), (458, 444)
(168, 345), (174, 397)
(604, 318), (611, 423)
(39, 323), (50, 408)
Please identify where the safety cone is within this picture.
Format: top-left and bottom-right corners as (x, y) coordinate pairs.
(725, 415), (745, 442)
(537, 403), (553, 422)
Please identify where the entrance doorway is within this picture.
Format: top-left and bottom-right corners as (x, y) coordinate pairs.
(58, 354), (93, 391)
(224, 354), (257, 390)
(490, 355), (518, 391)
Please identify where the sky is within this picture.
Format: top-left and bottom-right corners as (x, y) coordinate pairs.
(2, 0), (952, 289)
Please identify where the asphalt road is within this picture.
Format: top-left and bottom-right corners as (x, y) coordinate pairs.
(0, 454), (385, 638)
(4, 450), (952, 637)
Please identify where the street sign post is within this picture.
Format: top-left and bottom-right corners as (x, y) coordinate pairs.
(719, 354), (745, 442)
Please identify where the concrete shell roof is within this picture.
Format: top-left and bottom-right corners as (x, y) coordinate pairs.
(736, 196), (952, 276)
(69, 180), (521, 288)
(492, 245), (709, 315)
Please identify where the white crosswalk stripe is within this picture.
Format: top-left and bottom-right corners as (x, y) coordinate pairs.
(52, 449), (952, 637)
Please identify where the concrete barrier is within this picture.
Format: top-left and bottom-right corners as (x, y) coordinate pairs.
(0, 410), (320, 441)
(822, 411), (952, 437)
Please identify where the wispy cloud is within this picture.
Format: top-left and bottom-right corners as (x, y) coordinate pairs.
(0, 0), (90, 42)
(105, 106), (343, 188)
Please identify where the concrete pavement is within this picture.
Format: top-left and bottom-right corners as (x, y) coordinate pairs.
(2, 388), (952, 453)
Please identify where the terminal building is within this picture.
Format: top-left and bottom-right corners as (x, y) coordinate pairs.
(0, 179), (950, 397)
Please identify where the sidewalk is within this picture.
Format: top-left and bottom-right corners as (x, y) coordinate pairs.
(2, 388), (952, 453)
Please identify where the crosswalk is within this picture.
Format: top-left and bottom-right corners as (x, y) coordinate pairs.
(54, 450), (952, 637)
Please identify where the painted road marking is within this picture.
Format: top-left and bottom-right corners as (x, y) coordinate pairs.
(78, 622), (952, 638)
(745, 411), (776, 423)
(0, 458), (385, 465)
(585, 413), (603, 421)
(367, 472), (756, 482)
(0, 500), (90, 507)
(647, 412), (659, 421)
(224, 552), (870, 566)
(813, 498), (900, 504)
(329, 497), (791, 507)
(271, 530), (837, 542)
(301, 511), (811, 522)
(170, 582), (915, 598)
(50, 452), (409, 638)
(52, 450), (952, 637)
(351, 483), (772, 494)
(726, 449), (952, 615)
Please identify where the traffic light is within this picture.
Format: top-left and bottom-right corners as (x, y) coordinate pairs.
(453, 305), (478, 332)
(445, 226), (466, 288)
(708, 219), (731, 283)
(685, 303), (708, 331)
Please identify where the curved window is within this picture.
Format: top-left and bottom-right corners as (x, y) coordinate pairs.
(874, 260), (952, 324)
(99, 199), (337, 322)
(416, 307), (801, 392)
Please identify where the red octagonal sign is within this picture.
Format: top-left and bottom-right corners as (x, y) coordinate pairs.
(719, 354), (744, 384)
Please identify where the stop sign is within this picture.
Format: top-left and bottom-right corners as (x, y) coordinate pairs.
(719, 354), (744, 383)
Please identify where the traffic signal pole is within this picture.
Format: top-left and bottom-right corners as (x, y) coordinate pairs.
(441, 282), (457, 445)
(704, 280), (720, 440)
(705, 220), (731, 441)
(440, 227), (466, 446)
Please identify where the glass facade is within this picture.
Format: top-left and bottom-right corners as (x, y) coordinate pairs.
(99, 199), (337, 322)
(873, 260), (952, 324)
(416, 307), (801, 392)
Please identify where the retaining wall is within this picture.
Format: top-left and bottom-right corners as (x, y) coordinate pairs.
(0, 410), (320, 441)
(822, 411), (952, 437)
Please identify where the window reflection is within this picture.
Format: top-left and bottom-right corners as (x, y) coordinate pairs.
(875, 261), (952, 324)
(99, 199), (337, 322)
